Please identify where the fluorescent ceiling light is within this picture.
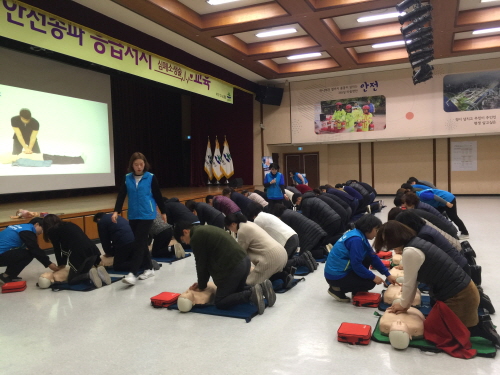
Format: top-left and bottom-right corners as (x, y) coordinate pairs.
(256, 28), (297, 38)
(357, 12), (404, 23)
(473, 27), (500, 35)
(287, 52), (322, 60)
(372, 40), (406, 48)
(481, 0), (500, 3)
(207, 0), (240, 5)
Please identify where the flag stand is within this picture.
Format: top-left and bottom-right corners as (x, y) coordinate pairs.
(207, 179), (212, 185)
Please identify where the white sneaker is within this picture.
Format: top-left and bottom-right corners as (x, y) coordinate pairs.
(174, 243), (185, 259)
(459, 234), (470, 240)
(122, 272), (137, 285)
(138, 269), (155, 280)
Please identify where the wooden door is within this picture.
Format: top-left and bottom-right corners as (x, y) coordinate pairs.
(284, 153), (319, 188)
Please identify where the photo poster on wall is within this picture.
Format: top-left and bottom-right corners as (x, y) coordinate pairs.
(262, 156), (273, 175)
(290, 63), (500, 145)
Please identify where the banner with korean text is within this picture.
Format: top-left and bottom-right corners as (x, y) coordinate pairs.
(0, 1), (234, 103)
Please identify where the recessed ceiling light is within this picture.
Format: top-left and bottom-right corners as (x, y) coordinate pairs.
(206, 0), (240, 5)
(287, 52), (322, 60)
(256, 28), (297, 38)
(472, 27), (500, 35)
(372, 40), (407, 48)
(357, 12), (404, 23)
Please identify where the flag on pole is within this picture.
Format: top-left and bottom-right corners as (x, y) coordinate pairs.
(204, 137), (213, 180)
(221, 136), (234, 179)
(212, 137), (223, 181)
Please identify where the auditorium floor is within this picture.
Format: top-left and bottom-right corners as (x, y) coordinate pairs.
(1, 196), (499, 375)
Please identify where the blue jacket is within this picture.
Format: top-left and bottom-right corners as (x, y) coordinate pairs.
(125, 172), (157, 220)
(324, 229), (389, 280)
(0, 224), (36, 254)
(416, 188), (455, 208)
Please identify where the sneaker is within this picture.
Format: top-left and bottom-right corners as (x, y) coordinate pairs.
(459, 234), (470, 240)
(325, 243), (333, 252)
(366, 205), (371, 214)
(304, 250), (318, 270)
(260, 279), (276, 307)
(0, 274), (12, 285)
(328, 287), (350, 302)
(88, 268), (103, 288)
(174, 243), (185, 259)
(250, 284), (265, 315)
(138, 269), (155, 280)
(122, 272), (137, 286)
(97, 266), (111, 285)
(300, 252), (315, 272)
(151, 259), (161, 271)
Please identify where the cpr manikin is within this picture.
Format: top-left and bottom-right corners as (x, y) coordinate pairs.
(37, 267), (70, 289)
(177, 282), (217, 312)
(380, 299), (426, 350)
(384, 284), (421, 306)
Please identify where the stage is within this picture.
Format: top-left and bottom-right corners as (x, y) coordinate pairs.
(1, 185), (254, 247)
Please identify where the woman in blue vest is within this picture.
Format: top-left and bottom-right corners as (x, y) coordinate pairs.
(263, 163), (285, 211)
(324, 214), (397, 302)
(113, 152), (166, 286)
(289, 171), (308, 186)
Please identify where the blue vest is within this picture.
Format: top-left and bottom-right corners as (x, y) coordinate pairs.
(293, 173), (308, 185)
(125, 172), (157, 220)
(324, 229), (370, 278)
(0, 224), (36, 254)
(264, 172), (284, 200)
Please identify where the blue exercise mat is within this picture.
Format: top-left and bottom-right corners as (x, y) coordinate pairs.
(167, 300), (268, 323)
(314, 255), (328, 263)
(50, 276), (122, 292)
(272, 277), (305, 293)
(105, 268), (144, 276)
(152, 253), (192, 264)
(295, 265), (311, 276)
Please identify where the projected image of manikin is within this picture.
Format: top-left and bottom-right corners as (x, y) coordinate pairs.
(11, 108), (40, 155)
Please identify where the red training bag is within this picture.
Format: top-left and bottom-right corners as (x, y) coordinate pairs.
(2, 281), (27, 293)
(337, 322), (372, 345)
(150, 292), (181, 308)
(352, 292), (381, 307)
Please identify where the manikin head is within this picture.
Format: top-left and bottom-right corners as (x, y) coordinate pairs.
(177, 292), (195, 312)
(389, 320), (411, 350)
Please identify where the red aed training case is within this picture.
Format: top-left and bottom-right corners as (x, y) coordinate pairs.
(377, 251), (392, 259)
(2, 281), (27, 293)
(150, 292), (181, 308)
(337, 322), (372, 345)
(352, 292), (381, 307)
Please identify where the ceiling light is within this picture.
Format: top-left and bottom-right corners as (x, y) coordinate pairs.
(256, 28), (297, 38)
(481, 0), (500, 3)
(357, 12), (403, 23)
(396, 0), (422, 13)
(398, 4), (432, 25)
(472, 27), (500, 35)
(287, 52), (322, 60)
(372, 40), (406, 48)
(206, 0), (241, 5)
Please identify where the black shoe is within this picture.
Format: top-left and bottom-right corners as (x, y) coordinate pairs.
(0, 274), (12, 285)
(250, 284), (265, 315)
(151, 259), (161, 271)
(260, 279), (276, 307)
(470, 265), (482, 286)
(479, 290), (496, 314)
(328, 287), (350, 302)
(284, 274), (294, 289)
(461, 241), (477, 258)
(300, 252), (315, 273)
(304, 251), (318, 270)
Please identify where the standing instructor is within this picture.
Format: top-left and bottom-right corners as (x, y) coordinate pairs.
(11, 108), (40, 154)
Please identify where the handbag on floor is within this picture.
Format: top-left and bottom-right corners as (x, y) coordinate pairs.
(337, 322), (372, 345)
(150, 292), (181, 308)
(352, 292), (381, 307)
(2, 281), (27, 293)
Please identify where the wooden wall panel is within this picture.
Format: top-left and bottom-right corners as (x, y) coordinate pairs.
(84, 216), (99, 240)
(327, 143), (359, 185)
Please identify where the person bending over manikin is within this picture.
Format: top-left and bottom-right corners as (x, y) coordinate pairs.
(384, 284), (421, 306)
(10, 209), (39, 219)
(37, 267), (70, 288)
(177, 282), (217, 312)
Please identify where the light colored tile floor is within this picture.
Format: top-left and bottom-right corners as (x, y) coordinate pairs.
(1, 196), (500, 375)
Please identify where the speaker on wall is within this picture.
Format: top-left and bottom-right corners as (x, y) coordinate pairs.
(255, 85), (284, 106)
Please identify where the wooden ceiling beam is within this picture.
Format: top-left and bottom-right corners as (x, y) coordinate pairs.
(430, 0), (459, 59)
(356, 48), (408, 64)
(247, 36), (319, 55)
(278, 58), (339, 73)
(457, 6), (500, 27)
(215, 35), (249, 55)
(341, 22), (402, 43)
(147, 0), (202, 28)
(201, 3), (289, 29)
(454, 35), (500, 52)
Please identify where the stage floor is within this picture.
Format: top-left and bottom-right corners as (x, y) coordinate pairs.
(1, 185), (254, 227)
